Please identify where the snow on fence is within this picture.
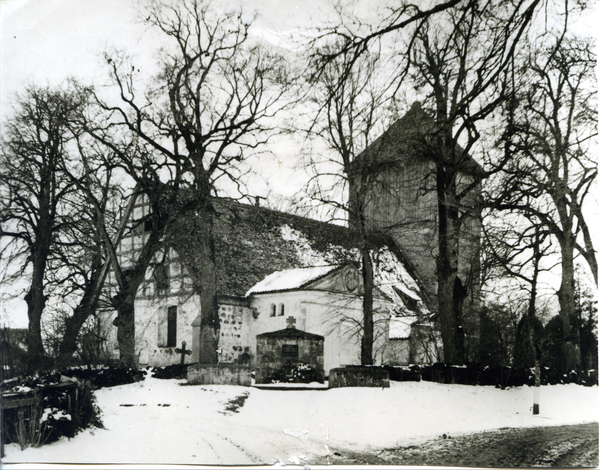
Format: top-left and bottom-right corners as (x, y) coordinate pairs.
(1, 380), (98, 457)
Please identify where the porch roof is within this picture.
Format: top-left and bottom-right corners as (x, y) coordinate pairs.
(245, 265), (340, 297)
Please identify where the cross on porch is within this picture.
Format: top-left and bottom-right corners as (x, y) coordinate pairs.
(175, 341), (192, 365)
(286, 316), (296, 329)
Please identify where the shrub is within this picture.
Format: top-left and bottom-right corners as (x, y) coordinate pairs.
(1, 364), (146, 451)
(151, 364), (189, 380)
(264, 362), (324, 384)
(2, 380), (103, 449)
(58, 365), (146, 389)
(385, 362), (598, 387)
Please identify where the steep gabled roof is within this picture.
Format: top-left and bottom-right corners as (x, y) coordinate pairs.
(212, 199), (362, 298)
(157, 196), (430, 315)
(209, 198), (430, 315)
(356, 102), (484, 177)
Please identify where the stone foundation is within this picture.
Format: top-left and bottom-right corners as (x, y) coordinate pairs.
(328, 366), (390, 388)
(187, 363), (252, 386)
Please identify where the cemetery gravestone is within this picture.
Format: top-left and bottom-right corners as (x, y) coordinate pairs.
(174, 341), (192, 365)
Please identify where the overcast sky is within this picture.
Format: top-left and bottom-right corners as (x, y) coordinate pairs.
(0, 0), (370, 200)
(0, 0), (359, 327)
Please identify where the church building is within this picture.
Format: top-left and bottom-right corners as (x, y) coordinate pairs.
(101, 104), (482, 373)
(103, 196), (434, 372)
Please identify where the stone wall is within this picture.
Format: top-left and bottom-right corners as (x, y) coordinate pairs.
(328, 366), (390, 388)
(217, 301), (252, 364)
(187, 364), (252, 386)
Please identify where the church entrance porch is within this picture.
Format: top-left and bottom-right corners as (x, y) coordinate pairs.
(254, 317), (324, 384)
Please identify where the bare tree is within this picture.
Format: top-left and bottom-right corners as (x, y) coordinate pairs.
(308, 0), (541, 365)
(53, 125), (130, 368)
(404, 0), (543, 364)
(303, 40), (397, 364)
(309, 0), (465, 88)
(494, 35), (597, 370)
(0, 85), (86, 370)
(83, 0), (294, 365)
(483, 211), (556, 411)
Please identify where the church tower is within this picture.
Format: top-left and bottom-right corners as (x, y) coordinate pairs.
(349, 102), (483, 360)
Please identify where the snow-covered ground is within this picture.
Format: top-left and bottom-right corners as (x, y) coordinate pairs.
(3, 377), (598, 466)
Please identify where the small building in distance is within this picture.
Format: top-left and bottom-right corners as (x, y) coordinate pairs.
(1, 328), (28, 379)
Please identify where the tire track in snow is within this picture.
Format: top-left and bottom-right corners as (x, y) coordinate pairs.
(192, 435), (221, 463)
(212, 431), (262, 464)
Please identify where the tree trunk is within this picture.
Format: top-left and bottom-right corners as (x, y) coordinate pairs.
(528, 239), (542, 414)
(197, 231), (219, 365)
(24, 286), (47, 372)
(112, 294), (137, 368)
(56, 305), (92, 369)
(198, 207), (220, 365)
(169, 193), (220, 365)
(361, 248), (374, 366)
(557, 237), (580, 372)
(56, 248), (104, 368)
(24, 247), (50, 372)
(437, 170), (464, 364)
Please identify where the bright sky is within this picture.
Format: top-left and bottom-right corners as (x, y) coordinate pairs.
(0, 0), (352, 200)
(0, 0), (358, 327)
(0, 0), (377, 108)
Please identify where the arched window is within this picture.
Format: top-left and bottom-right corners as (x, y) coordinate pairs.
(278, 303), (285, 316)
(270, 304), (276, 317)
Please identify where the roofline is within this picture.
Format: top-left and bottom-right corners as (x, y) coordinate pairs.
(214, 197), (351, 235)
(354, 102), (485, 177)
(247, 286), (350, 298)
(246, 286), (392, 301)
(245, 264), (348, 298)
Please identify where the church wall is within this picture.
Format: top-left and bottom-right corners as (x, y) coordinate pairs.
(383, 339), (411, 365)
(216, 300), (253, 364)
(101, 311), (119, 363)
(103, 295), (254, 367)
(103, 189), (435, 369)
(102, 285), (395, 372)
(357, 157), (440, 308)
(100, 293), (201, 367)
(133, 294), (200, 367)
(358, 155), (482, 326)
(362, 159), (438, 232)
(409, 323), (442, 363)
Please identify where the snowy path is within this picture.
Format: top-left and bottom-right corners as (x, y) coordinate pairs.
(4, 377), (597, 465)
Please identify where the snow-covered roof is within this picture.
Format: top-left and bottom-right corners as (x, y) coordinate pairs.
(245, 265), (340, 297)
(389, 316), (418, 339)
(372, 249), (423, 307)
